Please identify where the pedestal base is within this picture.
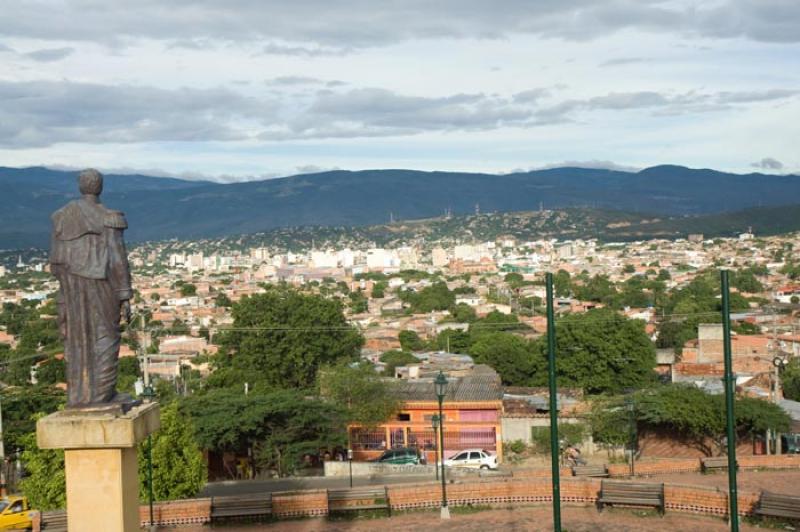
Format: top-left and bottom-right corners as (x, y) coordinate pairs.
(440, 506), (450, 519)
(37, 402), (160, 532)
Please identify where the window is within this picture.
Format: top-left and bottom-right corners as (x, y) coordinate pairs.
(397, 413), (411, 421)
(469, 452), (481, 460)
(452, 452), (468, 461)
(9, 501), (23, 513)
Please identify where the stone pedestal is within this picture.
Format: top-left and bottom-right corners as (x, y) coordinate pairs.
(37, 403), (160, 532)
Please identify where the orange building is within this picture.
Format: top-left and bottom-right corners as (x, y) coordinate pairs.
(349, 368), (504, 463)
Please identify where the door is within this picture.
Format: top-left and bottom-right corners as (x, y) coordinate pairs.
(468, 451), (483, 468)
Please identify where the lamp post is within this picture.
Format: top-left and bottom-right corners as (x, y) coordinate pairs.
(434, 371), (449, 519)
(431, 414), (440, 480)
(347, 448), (354, 488)
(626, 397), (637, 477)
(773, 356), (788, 454)
(141, 385), (156, 530)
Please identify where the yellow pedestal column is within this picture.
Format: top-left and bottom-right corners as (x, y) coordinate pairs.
(37, 403), (160, 532)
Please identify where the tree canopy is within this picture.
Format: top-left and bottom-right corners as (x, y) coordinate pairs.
(470, 332), (542, 387)
(184, 388), (345, 476)
(214, 286), (363, 390)
(318, 361), (399, 425)
(138, 401), (207, 501)
(540, 308), (657, 394)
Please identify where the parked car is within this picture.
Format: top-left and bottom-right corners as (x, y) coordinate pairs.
(0, 496), (36, 531)
(444, 449), (498, 470)
(782, 434), (800, 454)
(375, 447), (422, 465)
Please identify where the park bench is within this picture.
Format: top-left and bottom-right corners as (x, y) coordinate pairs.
(328, 486), (391, 516)
(755, 491), (800, 521)
(211, 493), (273, 519)
(701, 456), (735, 472)
(572, 464), (609, 477)
(597, 480), (664, 514)
(40, 510), (67, 532)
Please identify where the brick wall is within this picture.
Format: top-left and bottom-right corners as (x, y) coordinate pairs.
(737, 454), (800, 470)
(608, 458), (701, 477)
(138, 498), (211, 527)
(272, 489), (328, 518)
(82, 456), (800, 528)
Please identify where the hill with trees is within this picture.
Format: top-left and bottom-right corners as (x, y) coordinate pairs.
(1, 164), (799, 247)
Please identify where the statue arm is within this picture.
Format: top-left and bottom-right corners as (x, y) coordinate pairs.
(105, 212), (133, 301)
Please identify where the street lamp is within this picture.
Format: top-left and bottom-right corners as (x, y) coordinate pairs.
(431, 414), (440, 481)
(625, 397), (637, 477)
(434, 371), (449, 520)
(772, 356), (788, 454)
(140, 385), (156, 530)
(347, 448), (354, 488)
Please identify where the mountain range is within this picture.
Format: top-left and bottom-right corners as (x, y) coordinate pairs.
(1, 165), (798, 248)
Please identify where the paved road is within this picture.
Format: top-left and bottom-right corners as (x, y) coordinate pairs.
(200, 473), (443, 497)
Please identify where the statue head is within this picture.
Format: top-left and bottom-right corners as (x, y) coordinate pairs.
(78, 168), (103, 196)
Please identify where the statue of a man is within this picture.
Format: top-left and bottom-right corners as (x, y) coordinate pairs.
(50, 169), (133, 409)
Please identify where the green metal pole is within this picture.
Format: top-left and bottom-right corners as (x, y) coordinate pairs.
(546, 272), (562, 532)
(721, 270), (739, 532)
(147, 434), (154, 527)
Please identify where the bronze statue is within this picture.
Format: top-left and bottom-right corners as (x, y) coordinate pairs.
(50, 169), (133, 409)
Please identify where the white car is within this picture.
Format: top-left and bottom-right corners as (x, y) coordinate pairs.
(444, 449), (498, 470)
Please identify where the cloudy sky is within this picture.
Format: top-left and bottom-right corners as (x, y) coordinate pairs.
(0, 0), (798, 181)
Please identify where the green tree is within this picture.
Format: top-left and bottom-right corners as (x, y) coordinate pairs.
(504, 272), (524, 289)
(783, 358), (800, 402)
(185, 388), (345, 477)
(138, 401), (207, 501)
(399, 281), (455, 313)
(537, 308), (657, 394)
(435, 329), (471, 353)
(348, 290), (369, 314)
(215, 292), (232, 308)
(319, 361), (399, 425)
(470, 332), (543, 386)
(215, 286), (363, 390)
(117, 356), (142, 395)
(623, 264), (636, 274)
(179, 283), (197, 297)
(18, 428), (66, 510)
(731, 269), (764, 293)
(398, 330), (425, 351)
(371, 281), (387, 299)
(0, 386), (65, 451)
(35, 356), (66, 386)
(450, 303), (477, 323)
(553, 269), (572, 298)
(635, 384), (790, 455)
